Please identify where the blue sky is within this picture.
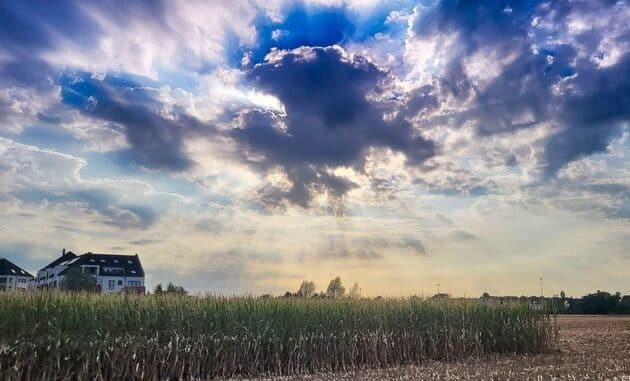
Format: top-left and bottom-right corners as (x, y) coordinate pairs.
(0, 0), (629, 296)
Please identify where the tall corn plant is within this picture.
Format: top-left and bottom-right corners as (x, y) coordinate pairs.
(0, 292), (555, 379)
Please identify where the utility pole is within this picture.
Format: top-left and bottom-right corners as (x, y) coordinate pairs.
(539, 277), (544, 298)
(437, 283), (440, 295)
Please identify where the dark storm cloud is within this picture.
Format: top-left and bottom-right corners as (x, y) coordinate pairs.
(0, 1), (165, 65)
(412, 0), (630, 177)
(0, 1), (94, 86)
(543, 53), (630, 177)
(0, 0), (193, 183)
(0, 1), (168, 123)
(413, 0), (540, 101)
(61, 74), (210, 171)
(413, 0), (538, 55)
(232, 46), (436, 208)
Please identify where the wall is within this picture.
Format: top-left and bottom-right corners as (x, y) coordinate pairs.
(0, 275), (32, 291)
(97, 276), (145, 294)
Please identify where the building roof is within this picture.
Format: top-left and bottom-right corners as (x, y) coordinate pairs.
(40, 251), (78, 271)
(0, 258), (34, 278)
(59, 253), (145, 277)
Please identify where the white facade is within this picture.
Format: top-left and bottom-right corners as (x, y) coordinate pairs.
(35, 252), (145, 294)
(0, 258), (34, 292)
(0, 274), (32, 292)
(36, 263), (66, 289)
(99, 276), (145, 294)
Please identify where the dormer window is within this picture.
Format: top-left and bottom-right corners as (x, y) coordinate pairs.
(90, 259), (95, 263)
(127, 260), (132, 264)
(82, 266), (98, 275)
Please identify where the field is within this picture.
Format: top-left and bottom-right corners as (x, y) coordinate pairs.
(0, 293), (553, 380)
(255, 315), (630, 380)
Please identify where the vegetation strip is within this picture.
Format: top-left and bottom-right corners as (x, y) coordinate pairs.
(0, 293), (555, 379)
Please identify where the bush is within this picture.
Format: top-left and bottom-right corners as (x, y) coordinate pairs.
(59, 267), (97, 292)
(581, 291), (620, 314)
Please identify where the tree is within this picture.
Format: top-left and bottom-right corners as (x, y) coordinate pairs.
(481, 292), (491, 299)
(166, 282), (188, 296)
(581, 291), (619, 314)
(326, 276), (345, 298)
(297, 281), (316, 298)
(153, 283), (164, 295)
(154, 282), (187, 296)
(60, 267), (97, 292)
(616, 296), (630, 314)
(348, 282), (361, 298)
(560, 290), (566, 299)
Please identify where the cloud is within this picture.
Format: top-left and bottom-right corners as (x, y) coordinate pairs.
(60, 73), (211, 171)
(231, 45), (435, 208)
(15, 188), (157, 230)
(317, 233), (426, 260)
(450, 230), (477, 241)
(408, 0), (630, 178)
(128, 239), (164, 246)
(0, 137), (177, 230)
(543, 53), (630, 177)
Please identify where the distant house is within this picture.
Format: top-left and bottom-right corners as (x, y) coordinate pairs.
(0, 258), (34, 292)
(35, 249), (146, 294)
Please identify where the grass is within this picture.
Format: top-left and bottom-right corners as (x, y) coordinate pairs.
(0, 292), (555, 379)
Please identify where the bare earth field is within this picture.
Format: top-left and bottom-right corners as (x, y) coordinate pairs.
(244, 315), (630, 381)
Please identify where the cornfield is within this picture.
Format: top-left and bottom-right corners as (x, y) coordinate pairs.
(0, 292), (555, 380)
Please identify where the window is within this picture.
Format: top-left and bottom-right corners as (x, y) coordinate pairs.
(131, 270), (136, 274)
(117, 280), (123, 286)
(108, 280), (115, 290)
(0, 277), (6, 283)
(128, 280), (142, 287)
(9, 277), (13, 283)
(18, 278), (26, 283)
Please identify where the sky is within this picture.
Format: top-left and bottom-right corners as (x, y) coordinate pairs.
(0, 0), (628, 297)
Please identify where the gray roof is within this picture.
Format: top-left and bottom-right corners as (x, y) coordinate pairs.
(40, 251), (78, 271)
(59, 253), (145, 277)
(0, 258), (34, 278)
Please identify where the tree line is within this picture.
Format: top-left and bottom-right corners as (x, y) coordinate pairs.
(480, 290), (630, 315)
(282, 277), (362, 299)
(57, 269), (630, 314)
